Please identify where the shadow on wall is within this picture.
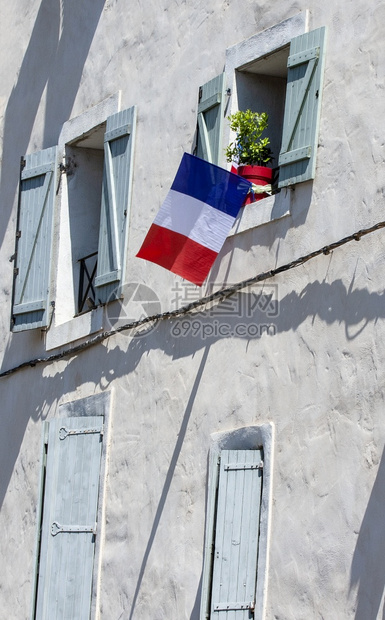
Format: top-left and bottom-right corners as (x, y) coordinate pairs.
(127, 345), (211, 620)
(1, 272), (385, 512)
(350, 445), (385, 620)
(0, 0), (105, 245)
(1, 271), (385, 615)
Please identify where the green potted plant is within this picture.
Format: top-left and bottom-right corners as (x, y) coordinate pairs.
(225, 109), (273, 203)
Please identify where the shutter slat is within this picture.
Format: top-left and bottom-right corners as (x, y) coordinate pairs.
(196, 74), (226, 166)
(210, 449), (263, 619)
(278, 27), (327, 187)
(95, 106), (136, 303)
(12, 147), (57, 332)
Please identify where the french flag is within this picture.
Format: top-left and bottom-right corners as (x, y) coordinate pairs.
(136, 153), (251, 286)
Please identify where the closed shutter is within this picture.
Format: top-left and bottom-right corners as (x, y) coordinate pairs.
(278, 27), (327, 188)
(95, 106), (137, 303)
(196, 74), (226, 166)
(35, 416), (103, 620)
(210, 450), (263, 619)
(12, 147), (57, 331)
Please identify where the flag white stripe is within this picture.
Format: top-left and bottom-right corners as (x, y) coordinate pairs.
(154, 189), (236, 253)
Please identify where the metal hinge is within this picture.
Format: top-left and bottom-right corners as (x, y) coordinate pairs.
(13, 267), (19, 276)
(224, 461), (263, 471)
(51, 521), (97, 536)
(58, 425), (103, 440)
(213, 601), (255, 612)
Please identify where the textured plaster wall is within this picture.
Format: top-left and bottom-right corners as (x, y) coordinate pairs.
(1, 1), (385, 619)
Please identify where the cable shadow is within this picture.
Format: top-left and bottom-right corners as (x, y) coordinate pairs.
(350, 445), (385, 619)
(1, 275), (384, 517)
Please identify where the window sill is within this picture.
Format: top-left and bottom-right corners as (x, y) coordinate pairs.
(45, 306), (104, 351)
(228, 187), (292, 236)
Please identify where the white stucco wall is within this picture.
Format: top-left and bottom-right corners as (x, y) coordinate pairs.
(1, 1), (385, 619)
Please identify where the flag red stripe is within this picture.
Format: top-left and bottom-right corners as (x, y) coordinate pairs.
(136, 224), (217, 286)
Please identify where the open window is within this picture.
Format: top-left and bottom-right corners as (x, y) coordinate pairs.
(195, 17), (327, 193)
(64, 106), (137, 315)
(11, 103), (137, 332)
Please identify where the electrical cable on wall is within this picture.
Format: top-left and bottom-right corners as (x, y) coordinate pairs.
(1, 219), (385, 379)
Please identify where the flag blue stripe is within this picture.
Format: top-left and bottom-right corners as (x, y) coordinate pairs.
(171, 153), (251, 218)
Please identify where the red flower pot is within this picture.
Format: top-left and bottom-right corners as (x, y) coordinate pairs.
(237, 165), (273, 205)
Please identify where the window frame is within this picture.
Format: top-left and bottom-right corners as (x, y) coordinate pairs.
(45, 93), (137, 349)
(224, 12), (308, 235)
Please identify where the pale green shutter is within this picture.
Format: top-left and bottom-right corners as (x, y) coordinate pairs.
(210, 450), (263, 619)
(35, 416), (103, 620)
(12, 147), (57, 331)
(278, 27), (327, 188)
(95, 106), (137, 303)
(196, 74), (226, 165)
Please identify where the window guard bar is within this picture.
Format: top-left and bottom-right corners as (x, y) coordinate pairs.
(78, 251), (98, 314)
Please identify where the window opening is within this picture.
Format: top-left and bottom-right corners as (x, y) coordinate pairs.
(65, 123), (106, 314)
(234, 45), (290, 190)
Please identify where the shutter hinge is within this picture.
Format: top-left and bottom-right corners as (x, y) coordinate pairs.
(59, 425), (103, 440)
(224, 460), (263, 471)
(16, 230), (21, 238)
(214, 601), (255, 612)
(20, 157), (26, 171)
(198, 86), (203, 102)
(13, 267), (19, 276)
(51, 521), (97, 536)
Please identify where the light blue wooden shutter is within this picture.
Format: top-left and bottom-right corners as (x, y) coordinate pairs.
(35, 416), (103, 620)
(278, 27), (327, 188)
(95, 106), (137, 303)
(210, 450), (263, 619)
(196, 74), (226, 165)
(12, 147), (57, 331)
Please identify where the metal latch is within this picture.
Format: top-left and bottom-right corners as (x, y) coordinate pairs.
(51, 521), (97, 536)
(224, 461), (263, 471)
(59, 426), (103, 440)
(214, 601), (255, 612)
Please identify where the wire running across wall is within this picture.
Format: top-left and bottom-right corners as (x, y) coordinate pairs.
(1, 219), (385, 379)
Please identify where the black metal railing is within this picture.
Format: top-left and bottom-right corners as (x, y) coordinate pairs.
(77, 251), (98, 314)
